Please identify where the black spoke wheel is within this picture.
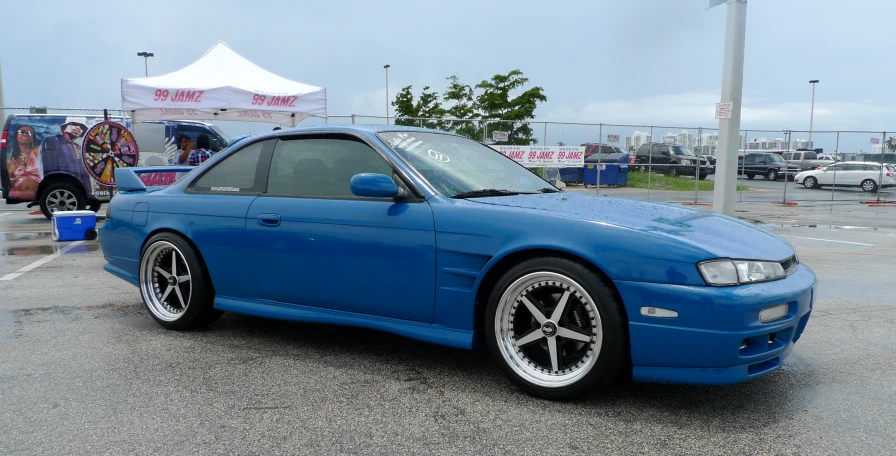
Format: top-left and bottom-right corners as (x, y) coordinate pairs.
(485, 257), (627, 400)
(139, 232), (222, 330)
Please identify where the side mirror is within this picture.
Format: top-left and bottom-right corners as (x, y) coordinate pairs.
(211, 139), (224, 152)
(350, 173), (401, 198)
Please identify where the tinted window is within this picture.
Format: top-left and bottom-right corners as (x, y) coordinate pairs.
(746, 155), (762, 164)
(266, 137), (393, 198)
(862, 164), (880, 172)
(192, 140), (269, 193)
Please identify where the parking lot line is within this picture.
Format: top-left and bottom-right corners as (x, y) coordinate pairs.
(0, 213), (10, 217)
(780, 235), (874, 247)
(0, 241), (85, 281)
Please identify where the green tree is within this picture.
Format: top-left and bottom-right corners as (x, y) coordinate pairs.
(391, 85), (445, 129)
(475, 70), (547, 145)
(442, 76), (480, 140)
(886, 137), (896, 154)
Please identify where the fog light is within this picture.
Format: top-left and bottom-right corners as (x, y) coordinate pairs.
(640, 307), (678, 318)
(759, 304), (788, 323)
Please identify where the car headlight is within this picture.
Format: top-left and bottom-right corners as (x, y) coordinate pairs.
(698, 259), (787, 286)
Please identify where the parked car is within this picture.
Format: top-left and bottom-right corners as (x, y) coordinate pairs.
(781, 150), (835, 171)
(794, 161), (896, 192)
(738, 152), (801, 181)
(633, 143), (712, 179)
(99, 125), (815, 400)
(816, 154), (838, 162)
(1, 113), (230, 219)
(700, 155), (716, 166)
(581, 143), (627, 159)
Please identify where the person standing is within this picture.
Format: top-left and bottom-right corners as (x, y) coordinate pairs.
(40, 118), (93, 197)
(188, 134), (214, 166)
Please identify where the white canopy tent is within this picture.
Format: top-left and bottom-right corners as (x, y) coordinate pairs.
(121, 41), (326, 127)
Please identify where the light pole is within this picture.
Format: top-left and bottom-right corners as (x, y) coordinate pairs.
(384, 64), (390, 124)
(808, 79), (819, 150)
(137, 52), (154, 77)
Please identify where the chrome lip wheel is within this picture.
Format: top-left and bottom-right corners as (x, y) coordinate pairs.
(46, 189), (78, 213)
(495, 272), (602, 388)
(140, 241), (193, 322)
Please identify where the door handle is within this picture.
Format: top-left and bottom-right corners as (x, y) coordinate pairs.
(257, 214), (281, 227)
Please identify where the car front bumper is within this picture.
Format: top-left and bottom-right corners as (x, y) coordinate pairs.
(613, 265), (815, 385)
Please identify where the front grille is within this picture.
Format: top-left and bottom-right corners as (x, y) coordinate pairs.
(780, 254), (799, 275)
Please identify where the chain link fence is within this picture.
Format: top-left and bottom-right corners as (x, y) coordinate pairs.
(4, 106), (895, 208)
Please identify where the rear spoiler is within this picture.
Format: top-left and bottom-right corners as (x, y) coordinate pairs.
(115, 166), (194, 192)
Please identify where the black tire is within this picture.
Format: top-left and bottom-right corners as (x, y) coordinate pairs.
(484, 257), (627, 400)
(746, 173), (755, 180)
(861, 179), (878, 193)
(138, 232), (223, 330)
(669, 166), (679, 177)
(803, 176), (819, 189)
(39, 182), (86, 220)
(766, 169), (778, 181)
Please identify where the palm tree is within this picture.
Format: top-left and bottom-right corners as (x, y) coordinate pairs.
(886, 137), (896, 154)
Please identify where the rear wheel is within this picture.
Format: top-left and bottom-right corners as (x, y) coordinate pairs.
(746, 173), (755, 180)
(139, 233), (223, 330)
(39, 182), (86, 220)
(861, 179), (878, 193)
(485, 257), (627, 400)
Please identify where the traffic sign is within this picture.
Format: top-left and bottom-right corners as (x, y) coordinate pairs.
(715, 102), (733, 119)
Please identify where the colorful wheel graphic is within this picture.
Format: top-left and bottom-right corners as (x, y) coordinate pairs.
(82, 121), (139, 186)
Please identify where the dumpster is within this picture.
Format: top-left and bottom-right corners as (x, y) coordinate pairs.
(584, 152), (630, 186)
(559, 167), (584, 184)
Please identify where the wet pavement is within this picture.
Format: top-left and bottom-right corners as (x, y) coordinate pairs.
(0, 200), (894, 455)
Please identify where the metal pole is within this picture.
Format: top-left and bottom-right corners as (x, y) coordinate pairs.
(384, 65), (390, 125)
(739, 130), (747, 202)
(831, 132), (838, 205)
(648, 126), (653, 200)
(879, 132), (886, 203)
(712, 0), (748, 216)
(783, 131), (790, 203)
(808, 80), (819, 149)
(543, 122), (547, 146)
(596, 124), (603, 195)
(0, 57), (5, 124)
(695, 127), (702, 203)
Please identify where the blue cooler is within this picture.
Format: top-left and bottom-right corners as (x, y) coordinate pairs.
(52, 210), (98, 241)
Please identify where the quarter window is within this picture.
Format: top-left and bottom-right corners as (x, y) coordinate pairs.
(266, 137), (394, 198)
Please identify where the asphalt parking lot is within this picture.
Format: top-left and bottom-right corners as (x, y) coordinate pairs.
(1, 200), (894, 455)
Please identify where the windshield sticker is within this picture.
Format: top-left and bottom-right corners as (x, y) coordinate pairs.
(427, 149), (450, 162)
(211, 187), (240, 192)
(406, 140), (424, 152)
(388, 133), (409, 148)
(398, 137), (417, 149)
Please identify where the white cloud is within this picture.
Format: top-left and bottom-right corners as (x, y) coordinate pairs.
(541, 92), (895, 132)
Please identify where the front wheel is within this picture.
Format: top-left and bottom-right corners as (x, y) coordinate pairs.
(861, 179), (879, 193)
(803, 176), (819, 189)
(139, 233), (223, 330)
(766, 169), (779, 181)
(485, 257), (627, 400)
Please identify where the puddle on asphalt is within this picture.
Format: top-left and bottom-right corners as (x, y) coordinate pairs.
(1, 242), (100, 256)
(0, 232), (54, 241)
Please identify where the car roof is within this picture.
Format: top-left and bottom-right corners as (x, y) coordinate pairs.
(262, 124), (450, 140)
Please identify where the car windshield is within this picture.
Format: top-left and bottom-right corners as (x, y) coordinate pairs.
(768, 154), (785, 163)
(670, 146), (696, 156)
(377, 131), (554, 197)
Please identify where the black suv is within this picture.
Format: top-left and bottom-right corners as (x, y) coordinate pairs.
(634, 143), (712, 179)
(737, 153), (800, 181)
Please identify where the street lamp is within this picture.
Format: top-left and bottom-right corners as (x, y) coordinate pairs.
(808, 79), (819, 150)
(384, 64), (390, 124)
(137, 52), (154, 77)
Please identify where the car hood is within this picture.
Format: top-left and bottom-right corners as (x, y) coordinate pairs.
(468, 192), (794, 261)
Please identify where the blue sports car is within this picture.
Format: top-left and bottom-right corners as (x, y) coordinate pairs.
(99, 125), (815, 400)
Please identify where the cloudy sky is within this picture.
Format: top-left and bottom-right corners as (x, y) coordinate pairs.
(1, 0), (893, 144)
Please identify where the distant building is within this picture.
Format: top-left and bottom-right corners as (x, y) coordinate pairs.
(792, 139), (814, 150)
(624, 131), (653, 151)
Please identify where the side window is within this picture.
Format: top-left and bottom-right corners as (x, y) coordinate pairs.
(863, 164), (880, 172)
(266, 137), (393, 198)
(192, 140), (270, 194)
(660, 146), (670, 156)
(651, 145), (662, 156)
